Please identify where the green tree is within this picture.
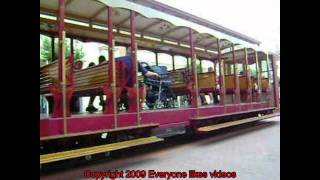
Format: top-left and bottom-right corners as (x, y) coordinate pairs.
(40, 35), (85, 64)
(73, 40), (85, 60)
(40, 35), (52, 64)
(197, 63), (202, 73)
(52, 38), (71, 61)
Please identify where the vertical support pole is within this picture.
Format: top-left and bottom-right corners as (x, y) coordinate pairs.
(232, 44), (240, 105)
(70, 36), (75, 118)
(199, 59), (203, 73)
(58, 0), (65, 83)
(51, 35), (55, 62)
(213, 59), (217, 86)
(155, 51), (159, 66)
(58, 0), (67, 134)
(108, 6), (117, 128)
(266, 53), (270, 80)
(270, 54), (280, 109)
(187, 57), (190, 70)
(255, 50), (261, 101)
(213, 59), (218, 104)
(70, 37), (74, 56)
(172, 54), (175, 70)
(130, 10), (140, 125)
(217, 39), (225, 106)
(265, 52), (271, 105)
(61, 31), (67, 134)
(244, 48), (252, 103)
(189, 28), (199, 112)
(130, 11), (137, 88)
(259, 56), (263, 77)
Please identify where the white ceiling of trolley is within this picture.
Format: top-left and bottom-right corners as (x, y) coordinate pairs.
(222, 48), (270, 63)
(40, 0), (266, 59)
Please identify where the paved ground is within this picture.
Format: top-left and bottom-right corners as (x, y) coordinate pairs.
(41, 116), (280, 180)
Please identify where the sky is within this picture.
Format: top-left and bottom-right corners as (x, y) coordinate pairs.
(154, 0), (280, 53)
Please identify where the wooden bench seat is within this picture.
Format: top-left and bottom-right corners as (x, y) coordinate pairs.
(168, 69), (218, 95)
(251, 77), (270, 92)
(40, 60), (72, 94)
(40, 61), (221, 117)
(40, 60), (125, 96)
(225, 75), (252, 94)
(40, 56), (128, 117)
(41, 65), (219, 97)
(41, 62), (269, 100)
(224, 75), (270, 94)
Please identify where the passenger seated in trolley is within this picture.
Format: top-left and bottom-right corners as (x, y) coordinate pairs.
(86, 48), (159, 113)
(118, 47), (159, 86)
(86, 55), (107, 112)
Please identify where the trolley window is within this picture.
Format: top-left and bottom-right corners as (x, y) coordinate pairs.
(158, 53), (173, 70)
(138, 50), (156, 66)
(174, 55), (188, 70)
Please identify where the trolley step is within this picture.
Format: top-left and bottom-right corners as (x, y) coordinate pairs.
(190, 107), (275, 121)
(197, 113), (279, 132)
(40, 136), (163, 164)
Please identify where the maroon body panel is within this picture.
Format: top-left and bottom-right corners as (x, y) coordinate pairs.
(40, 102), (272, 138)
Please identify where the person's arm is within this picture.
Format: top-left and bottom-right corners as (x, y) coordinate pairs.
(145, 71), (159, 77)
(138, 62), (159, 77)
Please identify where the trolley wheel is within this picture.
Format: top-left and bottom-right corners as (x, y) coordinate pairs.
(104, 151), (111, 157)
(185, 126), (195, 135)
(85, 155), (92, 161)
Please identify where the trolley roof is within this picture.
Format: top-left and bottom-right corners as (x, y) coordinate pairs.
(40, 0), (268, 60)
(126, 0), (261, 45)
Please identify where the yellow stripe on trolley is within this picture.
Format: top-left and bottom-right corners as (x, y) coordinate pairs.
(197, 113), (279, 132)
(40, 136), (163, 164)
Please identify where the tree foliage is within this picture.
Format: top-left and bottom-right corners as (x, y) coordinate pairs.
(40, 36), (51, 64)
(40, 35), (85, 64)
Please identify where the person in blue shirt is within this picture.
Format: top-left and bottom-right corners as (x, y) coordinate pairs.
(118, 47), (159, 87)
(86, 48), (159, 113)
(117, 48), (159, 111)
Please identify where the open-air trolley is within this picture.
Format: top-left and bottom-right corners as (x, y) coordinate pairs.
(40, 0), (280, 165)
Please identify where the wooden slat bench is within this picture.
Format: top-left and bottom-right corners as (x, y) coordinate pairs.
(40, 61), (220, 116)
(224, 75), (270, 94)
(40, 56), (128, 117)
(168, 69), (218, 95)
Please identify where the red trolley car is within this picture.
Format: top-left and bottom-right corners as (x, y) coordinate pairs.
(40, 0), (280, 165)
